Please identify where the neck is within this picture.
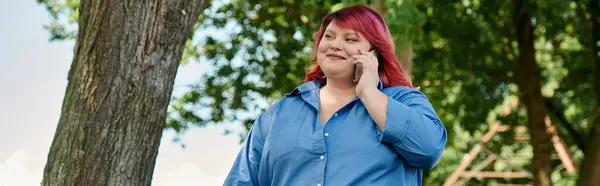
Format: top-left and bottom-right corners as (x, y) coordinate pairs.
(321, 78), (356, 98)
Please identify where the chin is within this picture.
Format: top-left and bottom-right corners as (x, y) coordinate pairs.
(318, 60), (351, 75)
(323, 70), (351, 80)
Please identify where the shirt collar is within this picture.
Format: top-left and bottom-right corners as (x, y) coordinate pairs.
(286, 78), (384, 96)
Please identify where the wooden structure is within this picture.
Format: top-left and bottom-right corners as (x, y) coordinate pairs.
(443, 98), (577, 186)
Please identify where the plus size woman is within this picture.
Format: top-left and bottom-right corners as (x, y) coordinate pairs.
(224, 4), (447, 186)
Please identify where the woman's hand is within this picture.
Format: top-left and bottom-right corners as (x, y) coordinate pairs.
(352, 49), (380, 98)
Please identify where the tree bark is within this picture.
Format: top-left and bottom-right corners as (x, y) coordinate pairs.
(398, 43), (414, 76)
(41, 0), (206, 185)
(513, 0), (553, 185)
(372, 0), (385, 13)
(579, 0), (600, 185)
(370, 0), (414, 78)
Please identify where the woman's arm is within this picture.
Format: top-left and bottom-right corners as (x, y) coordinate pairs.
(223, 102), (278, 185)
(359, 87), (447, 169)
(223, 120), (264, 185)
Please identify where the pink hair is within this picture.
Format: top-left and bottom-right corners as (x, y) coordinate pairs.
(304, 4), (413, 88)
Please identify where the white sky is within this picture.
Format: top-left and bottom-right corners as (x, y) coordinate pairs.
(0, 1), (244, 185)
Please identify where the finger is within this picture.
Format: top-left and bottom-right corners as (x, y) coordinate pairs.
(357, 49), (377, 61)
(351, 54), (364, 62)
(352, 56), (378, 71)
(352, 59), (370, 70)
(369, 48), (377, 55)
(369, 49), (378, 60)
(354, 54), (378, 67)
(361, 49), (376, 59)
(352, 58), (375, 71)
(351, 54), (370, 61)
(351, 56), (372, 66)
(352, 57), (364, 64)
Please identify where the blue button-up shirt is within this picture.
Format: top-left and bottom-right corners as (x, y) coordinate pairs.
(224, 80), (447, 186)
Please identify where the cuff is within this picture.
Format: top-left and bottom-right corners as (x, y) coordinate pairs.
(377, 96), (411, 144)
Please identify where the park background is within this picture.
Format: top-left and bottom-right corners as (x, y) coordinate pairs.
(0, 0), (598, 185)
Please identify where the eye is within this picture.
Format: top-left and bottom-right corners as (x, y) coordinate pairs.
(324, 34), (333, 39)
(346, 38), (358, 42)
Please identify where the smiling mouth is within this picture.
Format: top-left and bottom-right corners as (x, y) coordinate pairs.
(326, 54), (346, 60)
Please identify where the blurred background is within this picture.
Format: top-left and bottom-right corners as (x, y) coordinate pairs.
(1, 0), (598, 185)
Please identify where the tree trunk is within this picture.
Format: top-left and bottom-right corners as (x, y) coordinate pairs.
(579, 0), (600, 185)
(370, 0), (414, 78)
(372, 0), (385, 13)
(398, 43), (414, 76)
(41, 0), (206, 185)
(581, 110), (600, 186)
(513, 0), (553, 185)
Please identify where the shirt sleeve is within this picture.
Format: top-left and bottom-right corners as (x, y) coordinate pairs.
(376, 88), (447, 169)
(223, 103), (277, 185)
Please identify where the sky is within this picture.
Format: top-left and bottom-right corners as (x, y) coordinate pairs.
(0, 1), (244, 185)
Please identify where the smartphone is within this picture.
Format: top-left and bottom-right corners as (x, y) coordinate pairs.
(353, 48), (376, 83)
(353, 63), (363, 83)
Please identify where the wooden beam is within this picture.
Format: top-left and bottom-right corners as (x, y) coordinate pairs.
(497, 125), (528, 132)
(462, 171), (531, 178)
(481, 146), (533, 177)
(514, 134), (530, 141)
(446, 97), (577, 185)
(442, 144), (482, 186)
(544, 116), (577, 174)
(482, 122), (501, 143)
(457, 155), (498, 185)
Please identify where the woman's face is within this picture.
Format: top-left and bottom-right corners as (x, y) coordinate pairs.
(317, 20), (373, 80)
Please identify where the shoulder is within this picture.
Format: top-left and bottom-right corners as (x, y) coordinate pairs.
(253, 89), (312, 138)
(263, 96), (296, 114)
(260, 89), (309, 122)
(381, 86), (426, 100)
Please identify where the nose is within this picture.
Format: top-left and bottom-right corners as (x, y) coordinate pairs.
(330, 40), (342, 51)
(330, 44), (342, 51)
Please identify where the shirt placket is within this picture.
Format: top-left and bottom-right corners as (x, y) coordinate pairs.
(312, 121), (327, 186)
(312, 110), (343, 186)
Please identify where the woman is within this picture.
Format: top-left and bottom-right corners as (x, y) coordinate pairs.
(224, 4), (446, 186)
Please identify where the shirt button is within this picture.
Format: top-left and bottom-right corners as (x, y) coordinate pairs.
(320, 155), (325, 160)
(317, 184), (322, 186)
(334, 113), (338, 117)
(324, 133), (329, 137)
